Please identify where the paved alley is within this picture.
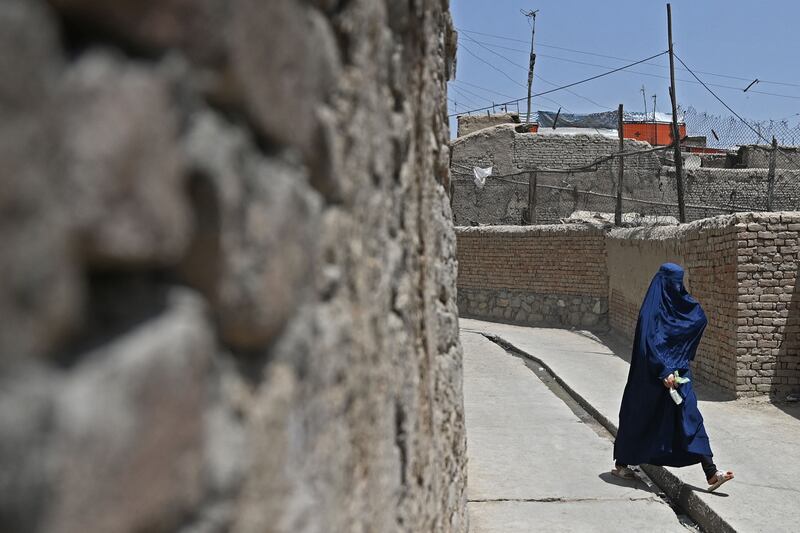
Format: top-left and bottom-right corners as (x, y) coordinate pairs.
(462, 318), (800, 533)
(461, 330), (691, 532)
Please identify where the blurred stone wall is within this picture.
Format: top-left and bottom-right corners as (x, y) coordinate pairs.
(0, 1), (467, 532)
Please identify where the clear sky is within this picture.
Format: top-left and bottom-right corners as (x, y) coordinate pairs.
(448, 0), (800, 136)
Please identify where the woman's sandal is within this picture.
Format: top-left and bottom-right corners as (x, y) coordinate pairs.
(611, 465), (637, 480)
(707, 470), (734, 492)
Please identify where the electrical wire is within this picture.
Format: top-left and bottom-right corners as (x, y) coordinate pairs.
(449, 51), (669, 116)
(452, 80), (570, 113)
(459, 33), (609, 109)
(460, 44), (527, 88)
(449, 85), (487, 108)
(675, 52), (800, 172)
(457, 43), (572, 111)
(457, 27), (800, 89)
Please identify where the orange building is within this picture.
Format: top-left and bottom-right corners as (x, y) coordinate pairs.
(622, 121), (686, 146)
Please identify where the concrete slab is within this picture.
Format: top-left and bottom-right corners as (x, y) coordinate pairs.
(462, 318), (800, 533)
(461, 332), (687, 532)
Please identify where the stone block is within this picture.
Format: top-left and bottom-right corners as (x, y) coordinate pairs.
(45, 289), (213, 533)
(182, 111), (321, 350)
(230, 0), (340, 157)
(57, 52), (190, 266)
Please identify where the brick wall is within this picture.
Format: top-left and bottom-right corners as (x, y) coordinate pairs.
(735, 213), (800, 398)
(455, 214), (800, 398)
(607, 219), (740, 393)
(607, 214), (800, 398)
(512, 134), (660, 172)
(456, 225), (608, 328)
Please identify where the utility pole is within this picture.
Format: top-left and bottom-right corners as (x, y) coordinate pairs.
(522, 9), (539, 124)
(616, 104), (624, 226)
(667, 3), (686, 223)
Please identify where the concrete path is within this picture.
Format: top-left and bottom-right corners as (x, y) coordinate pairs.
(461, 331), (690, 532)
(461, 318), (800, 533)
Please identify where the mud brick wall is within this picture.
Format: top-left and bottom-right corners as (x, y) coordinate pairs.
(739, 144), (800, 169)
(0, 1), (467, 532)
(607, 219), (740, 393)
(735, 213), (800, 398)
(450, 125), (665, 225)
(456, 225), (609, 328)
(682, 168), (800, 218)
(456, 112), (519, 137)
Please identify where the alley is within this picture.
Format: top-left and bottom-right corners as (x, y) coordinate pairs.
(461, 330), (691, 532)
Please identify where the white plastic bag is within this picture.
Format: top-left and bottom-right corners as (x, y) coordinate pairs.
(473, 166), (492, 189)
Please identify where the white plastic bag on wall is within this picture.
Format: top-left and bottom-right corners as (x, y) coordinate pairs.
(473, 166), (492, 189)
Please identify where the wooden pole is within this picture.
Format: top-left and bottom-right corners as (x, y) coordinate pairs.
(616, 104), (624, 226)
(667, 3), (686, 223)
(527, 171), (538, 224)
(767, 136), (777, 211)
(572, 184), (579, 214)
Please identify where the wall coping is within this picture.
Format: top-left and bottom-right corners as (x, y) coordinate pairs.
(456, 223), (607, 236)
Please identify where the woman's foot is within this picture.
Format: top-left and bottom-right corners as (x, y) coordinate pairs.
(611, 464), (636, 480)
(707, 470), (734, 492)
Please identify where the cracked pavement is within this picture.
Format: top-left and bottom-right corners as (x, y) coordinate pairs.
(462, 330), (692, 532)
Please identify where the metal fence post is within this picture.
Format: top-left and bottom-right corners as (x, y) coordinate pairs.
(767, 136), (777, 211)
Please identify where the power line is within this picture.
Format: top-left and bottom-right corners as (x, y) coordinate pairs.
(674, 53), (771, 143)
(452, 80), (572, 112)
(461, 34), (800, 105)
(449, 85), (488, 107)
(460, 43), (526, 88)
(457, 27), (800, 89)
(675, 53), (800, 172)
(453, 80), (516, 100)
(450, 51), (669, 116)
(459, 33), (608, 109)
(527, 49), (800, 101)
(458, 43), (573, 112)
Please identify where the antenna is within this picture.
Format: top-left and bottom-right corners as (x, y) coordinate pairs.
(640, 85), (648, 118)
(521, 9), (540, 123)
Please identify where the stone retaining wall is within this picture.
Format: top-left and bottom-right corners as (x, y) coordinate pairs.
(456, 225), (609, 328)
(0, 1), (467, 532)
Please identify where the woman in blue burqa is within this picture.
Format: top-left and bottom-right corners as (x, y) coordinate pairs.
(612, 263), (734, 492)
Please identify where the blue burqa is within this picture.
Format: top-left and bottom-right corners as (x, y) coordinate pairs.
(614, 263), (713, 467)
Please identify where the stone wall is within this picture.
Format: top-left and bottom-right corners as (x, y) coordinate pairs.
(456, 112), (520, 137)
(0, 1), (467, 532)
(456, 225), (609, 328)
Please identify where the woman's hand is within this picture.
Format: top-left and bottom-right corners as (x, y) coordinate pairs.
(663, 374), (676, 389)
